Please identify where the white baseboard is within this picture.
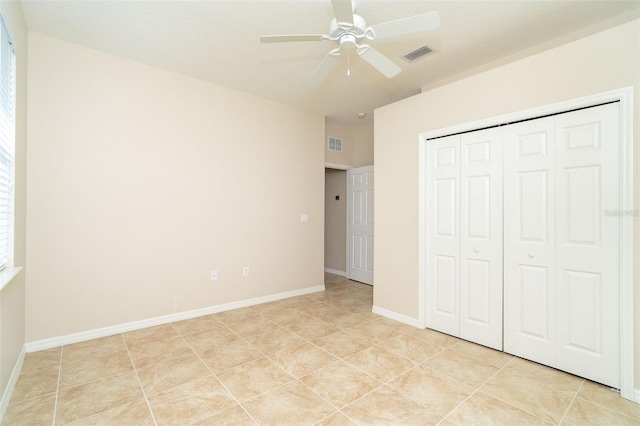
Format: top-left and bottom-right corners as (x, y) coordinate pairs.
(324, 268), (346, 277)
(0, 345), (26, 422)
(26, 285), (325, 353)
(372, 305), (420, 328)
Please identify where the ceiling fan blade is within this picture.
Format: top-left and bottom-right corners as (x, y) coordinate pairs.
(308, 52), (339, 85)
(359, 46), (401, 78)
(331, 0), (354, 26)
(260, 34), (326, 43)
(369, 11), (440, 39)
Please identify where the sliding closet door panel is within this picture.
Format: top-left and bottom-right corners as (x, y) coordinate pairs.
(503, 118), (556, 365)
(426, 135), (461, 336)
(459, 129), (503, 350)
(555, 103), (620, 388)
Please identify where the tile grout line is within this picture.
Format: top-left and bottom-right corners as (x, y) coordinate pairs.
(435, 353), (519, 423)
(171, 319), (268, 425)
(557, 378), (585, 425)
(220, 299), (375, 424)
(301, 331), (433, 424)
(51, 346), (64, 426)
(462, 355), (567, 424)
(175, 323), (262, 426)
(570, 386), (640, 421)
(297, 336), (384, 424)
(479, 354), (608, 424)
(335, 363), (420, 425)
(263, 300), (385, 423)
(223, 313), (344, 423)
(360, 344), (454, 422)
(122, 333), (159, 426)
(294, 296), (441, 423)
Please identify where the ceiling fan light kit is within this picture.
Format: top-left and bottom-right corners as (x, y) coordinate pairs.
(259, 0), (440, 82)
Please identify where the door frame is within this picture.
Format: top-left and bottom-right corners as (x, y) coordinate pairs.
(324, 164), (351, 277)
(418, 87), (634, 401)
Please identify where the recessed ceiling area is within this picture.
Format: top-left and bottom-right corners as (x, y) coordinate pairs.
(20, 0), (640, 124)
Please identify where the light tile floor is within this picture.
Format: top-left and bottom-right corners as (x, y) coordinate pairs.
(3, 273), (639, 425)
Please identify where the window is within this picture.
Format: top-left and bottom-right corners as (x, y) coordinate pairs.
(0, 17), (15, 271)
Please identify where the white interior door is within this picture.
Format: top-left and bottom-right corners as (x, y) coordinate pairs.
(426, 136), (461, 336)
(503, 117), (557, 365)
(426, 131), (503, 349)
(347, 166), (374, 285)
(504, 103), (620, 388)
(554, 103), (620, 388)
(459, 129), (503, 350)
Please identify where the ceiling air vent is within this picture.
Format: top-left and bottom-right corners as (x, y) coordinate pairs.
(403, 45), (433, 62)
(328, 136), (342, 152)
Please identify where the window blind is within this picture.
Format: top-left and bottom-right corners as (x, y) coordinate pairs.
(0, 17), (15, 271)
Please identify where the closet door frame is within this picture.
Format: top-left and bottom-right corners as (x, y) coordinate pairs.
(418, 87), (634, 401)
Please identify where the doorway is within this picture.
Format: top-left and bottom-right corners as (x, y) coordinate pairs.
(324, 168), (347, 276)
(324, 165), (375, 285)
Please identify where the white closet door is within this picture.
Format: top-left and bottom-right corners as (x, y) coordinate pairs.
(554, 103), (620, 387)
(426, 135), (461, 336)
(503, 117), (557, 365)
(504, 103), (620, 388)
(459, 129), (503, 350)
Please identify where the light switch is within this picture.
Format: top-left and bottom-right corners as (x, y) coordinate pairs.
(301, 214), (309, 223)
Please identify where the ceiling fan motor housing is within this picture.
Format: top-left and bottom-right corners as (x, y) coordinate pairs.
(330, 14), (367, 49)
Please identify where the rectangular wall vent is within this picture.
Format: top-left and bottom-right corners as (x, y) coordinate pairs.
(403, 45), (433, 62)
(328, 136), (342, 152)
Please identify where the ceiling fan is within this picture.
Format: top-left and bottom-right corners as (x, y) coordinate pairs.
(259, 0), (440, 83)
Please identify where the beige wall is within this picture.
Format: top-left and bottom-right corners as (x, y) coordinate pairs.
(0, 0), (27, 400)
(325, 120), (373, 168)
(25, 33), (325, 342)
(324, 169), (346, 273)
(375, 20), (640, 386)
(353, 122), (374, 168)
(325, 120), (354, 166)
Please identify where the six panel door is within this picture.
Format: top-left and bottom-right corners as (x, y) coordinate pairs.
(347, 166), (374, 285)
(459, 129), (503, 350)
(554, 103), (620, 388)
(503, 117), (557, 365)
(426, 135), (461, 336)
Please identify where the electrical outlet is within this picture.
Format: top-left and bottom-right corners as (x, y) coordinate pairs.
(243, 266), (249, 276)
(211, 271), (218, 281)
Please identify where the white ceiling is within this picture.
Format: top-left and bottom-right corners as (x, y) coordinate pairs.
(20, 0), (640, 124)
